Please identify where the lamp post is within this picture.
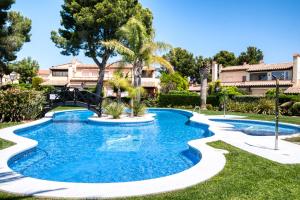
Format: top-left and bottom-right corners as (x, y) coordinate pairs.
(9, 71), (17, 84)
(272, 75), (279, 150)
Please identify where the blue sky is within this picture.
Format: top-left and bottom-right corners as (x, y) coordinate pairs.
(12, 0), (300, 69)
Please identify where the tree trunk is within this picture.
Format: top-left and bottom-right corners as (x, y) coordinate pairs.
(92, 53), (109, 117)
(0, 74), (3, 86)
(133, 60), (143, 102)
(200, 77), (207, 110)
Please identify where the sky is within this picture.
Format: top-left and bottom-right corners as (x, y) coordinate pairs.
(12, 0), (300, 69)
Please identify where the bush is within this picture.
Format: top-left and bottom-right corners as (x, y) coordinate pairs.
(0, 89), (45, 122)
(291, 102), (300, 116)
(143, 98), (158, 107)
(132, 100), (146, 116)
(158, 93), (200, 107)
(207, 95), (220, 107)
(280, 101), (294, 116)
(233, 95), (263, 102)
(254, 98), (275, 115)
(160, 72), (189, 93)
(104, 102), (124, 119)
(226, 98), (275, 115)
(32, 77), (43, 89)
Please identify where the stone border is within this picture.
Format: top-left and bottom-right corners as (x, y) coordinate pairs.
(0, 109), (227, 198)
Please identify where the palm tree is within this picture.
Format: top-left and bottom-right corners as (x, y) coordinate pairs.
(102, 17), (174, 100)
(108, 71), (130, 103)
(199, 58), (211, 110)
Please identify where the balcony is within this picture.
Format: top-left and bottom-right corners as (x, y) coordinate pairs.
(141, 78), (159, 88)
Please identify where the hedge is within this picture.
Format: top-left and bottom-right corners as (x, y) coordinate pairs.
(233, 94), (300, 104)
(158, 94), (220, 107)
(0, 89), (45, 122)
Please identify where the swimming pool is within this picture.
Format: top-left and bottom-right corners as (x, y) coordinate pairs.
(211, 119), (300, 136)
(9, 109), (212, 183)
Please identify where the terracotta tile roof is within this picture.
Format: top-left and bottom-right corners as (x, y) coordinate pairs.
(38, 69), (50, 75)
(284, 86), (300, 94)
(40, 80), (68, 86)
(221, 62), (293, 72)
(76, 63), (155, 71)
(221, 65), (249, 71)
(222, 80), (293, 87)
(246, 62), (293, 72)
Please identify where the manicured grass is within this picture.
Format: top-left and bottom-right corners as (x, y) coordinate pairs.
(196, 110), (300, 125)
(0, 122), (22, 130)
(129, 141), (300, 200)
(51, 105), (84, 111)
(285, 136), (300, 145)
(0, 141), (299, 199)
(0, 108), (299, 199)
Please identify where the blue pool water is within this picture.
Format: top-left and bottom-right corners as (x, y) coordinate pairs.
(211, 119), (300, 136)
(9, 109), (212, 183)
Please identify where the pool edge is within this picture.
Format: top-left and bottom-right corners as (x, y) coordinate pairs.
(0, 109), (227, 198)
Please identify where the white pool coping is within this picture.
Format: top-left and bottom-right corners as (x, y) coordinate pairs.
(0, 108), (299, 198)
(0, 109), (227, 198)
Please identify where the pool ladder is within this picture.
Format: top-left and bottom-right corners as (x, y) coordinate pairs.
(193, 106), (201, 114)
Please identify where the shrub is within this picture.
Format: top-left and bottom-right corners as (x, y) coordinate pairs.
(160, 72), (189, 93)
(104, 102), (124, 119)
(32, 77), (43, 89)
(0, 89), (45, 122)
(233, 95), (263, 102)
(207, 95), (220, 107)
(158, 93), (200, 107)
(254, 98), (275, 115)
(206, 104), (213, 110)
(280, 101), (294, 116)
(143, 98), (158, 107)
(132, 100), (146, 116)
(291, 102), (300, 116)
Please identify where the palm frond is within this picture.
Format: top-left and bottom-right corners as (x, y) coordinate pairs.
(102, 40), (134, 58)
(150, 56), (174, 73)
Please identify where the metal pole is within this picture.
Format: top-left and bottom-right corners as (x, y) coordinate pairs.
(274, 78), (279, 150)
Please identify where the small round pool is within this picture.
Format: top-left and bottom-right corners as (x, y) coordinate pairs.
(211, 119), (300, 136)
(9, 109), (212, 183)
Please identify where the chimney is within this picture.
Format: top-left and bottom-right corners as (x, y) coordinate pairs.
(293, 54), (300, 85)
(243, 62), (247, 65)
(259, 60), (264, 64)
(212, 61), (219, 82)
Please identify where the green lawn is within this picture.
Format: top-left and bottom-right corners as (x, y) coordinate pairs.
(51, 105), (84, 111)
(0, 107), (299, 199)
(197, 110), (300, 125)
(0, 141), (299, 200)
(285, 136), (300, 145)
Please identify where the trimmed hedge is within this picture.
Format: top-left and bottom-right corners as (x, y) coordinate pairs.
(158, 93), (200, 107)
(0, 89), (45, 122)
(158, 93), (220, 107)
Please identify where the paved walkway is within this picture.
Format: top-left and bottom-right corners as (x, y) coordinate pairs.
(192, 114), (300, 164)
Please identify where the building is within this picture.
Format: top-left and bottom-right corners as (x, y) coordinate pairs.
(39, 59), (160, 96)
(212, 54), (300, 95)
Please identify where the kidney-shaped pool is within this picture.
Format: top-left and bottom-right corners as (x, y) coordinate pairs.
(9, 109), (212, 183)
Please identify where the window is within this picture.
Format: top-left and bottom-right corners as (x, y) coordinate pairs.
(142, 70), (153, 78)
(250, 73), (268, 81)
(52, 70), (68, 77)
(271, 71), (291, 80)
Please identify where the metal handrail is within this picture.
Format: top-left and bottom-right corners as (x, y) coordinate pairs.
(193, 106), (201, 114)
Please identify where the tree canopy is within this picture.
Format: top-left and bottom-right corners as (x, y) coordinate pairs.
(160, 72), (188, 93)
(102, 17), (173, 89)
(213, 50), (236, 67)
(51, 0), (150, 96)
(237, 46), (264, 65)
(0, 2), (31, 84)
(11, 57), (39, 83)
(163, 47), (196, 78)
